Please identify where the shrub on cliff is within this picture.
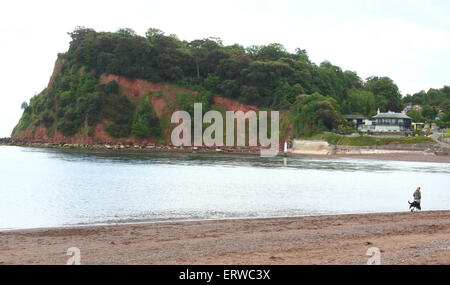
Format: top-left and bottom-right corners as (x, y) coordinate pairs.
(131, 96), (161, 139)
(41, 112), (55, 128)
(105, 80), (119, 94)
(101, 93), (134, 138)
(57, 108), (83, 137)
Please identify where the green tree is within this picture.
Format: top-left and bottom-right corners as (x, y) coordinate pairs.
(203, 74), (220, 93)
(131, 96), (161, 139)
(421, 105), (437, 120)
(292, 93), (342, 137)
(347, 88), (375, 116)
(406, 109), (424, 122)
(311, 61), (346, 102)
(240, 85), (260, 105)
(292, 83), (304, 95)
(440, 103), (450, 123)
(41, 112), (55, 128)
(105, 80), (119, 94)
(254, 43), (289, 61)
(145, 28), (164, 44)
(365, 76), (403, 112)
(276, 81), (295, 104)
(116, 28), (137, 37)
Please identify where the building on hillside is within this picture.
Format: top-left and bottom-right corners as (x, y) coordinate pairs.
(343, 114), (366, 129)
(359, 109), (412, 133)
(345, 110), (413, 133)
(403, 103), (422, 113)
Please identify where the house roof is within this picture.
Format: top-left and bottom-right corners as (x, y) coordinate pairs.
(372, 112), (411, 119)
(343, 114), (366, 120)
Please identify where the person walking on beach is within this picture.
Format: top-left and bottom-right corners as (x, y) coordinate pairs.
(412, 187), (422, 211)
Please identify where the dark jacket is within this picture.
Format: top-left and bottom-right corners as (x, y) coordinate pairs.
(413, 190), (421, 201)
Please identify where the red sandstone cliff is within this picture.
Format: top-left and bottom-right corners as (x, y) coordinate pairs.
(14, 61), (261, 145)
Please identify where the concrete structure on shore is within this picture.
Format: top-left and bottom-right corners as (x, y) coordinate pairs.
(289, 138), (445, 156)
(290, 140), (332, 155)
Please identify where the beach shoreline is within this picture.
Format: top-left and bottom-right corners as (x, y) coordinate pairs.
(1, 140), (450, 163)
(330, 152), (450, 163)
(1, 210), (449, 265)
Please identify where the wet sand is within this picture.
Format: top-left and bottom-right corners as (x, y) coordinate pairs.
(1, 211), (449, 265)
(331, 153), (450, 163)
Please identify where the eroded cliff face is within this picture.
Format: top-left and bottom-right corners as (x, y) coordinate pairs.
(12, 61), (260, 145)
(213, 96), (259, 113)
(47, 58), (65, 90)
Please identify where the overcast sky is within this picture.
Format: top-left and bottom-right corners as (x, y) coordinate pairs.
(0, 0), (449, 137)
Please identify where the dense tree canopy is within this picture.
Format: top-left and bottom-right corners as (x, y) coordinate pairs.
(403, 87), (450, 108)
(63, 27), (408, 113)
(402, 86), (450, 127)
(365, 76), (403, 112)
(406, 109), (424, 123)
(292, 93), (342, 137)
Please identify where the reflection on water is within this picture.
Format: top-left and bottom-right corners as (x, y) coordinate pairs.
(33, 147), (450, 173)
(0, 146), (449, 230)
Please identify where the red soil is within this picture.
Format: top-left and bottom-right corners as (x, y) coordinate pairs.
(213, 96), (258, 113)
(99, 74), (200, 119)
(46, 58), (64, 90)
(151, 97), (167, 118)
(20, 123), (160, 145)
(99, 74), (163, 98)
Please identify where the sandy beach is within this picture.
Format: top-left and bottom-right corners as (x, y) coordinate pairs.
(1, 211), (449, 265)
(287, 152), (450, 163)
(331, 153), (450, 163)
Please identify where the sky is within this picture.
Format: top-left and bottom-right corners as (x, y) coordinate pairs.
(0, 0), (449, 137)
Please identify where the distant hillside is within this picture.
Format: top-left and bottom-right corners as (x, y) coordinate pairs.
(12, 27), (450, 144)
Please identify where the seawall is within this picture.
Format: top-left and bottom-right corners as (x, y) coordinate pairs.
(290, 139), (450, 156)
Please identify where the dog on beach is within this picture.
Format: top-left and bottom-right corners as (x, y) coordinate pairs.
(408, 200), (421, 212)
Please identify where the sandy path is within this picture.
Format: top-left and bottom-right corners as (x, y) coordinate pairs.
(0, 211), (449, 265)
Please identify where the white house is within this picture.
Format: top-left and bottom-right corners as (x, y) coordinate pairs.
(359, 109), (412, 133)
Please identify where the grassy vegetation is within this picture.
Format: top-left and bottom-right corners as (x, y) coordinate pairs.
(339, 136), (433, 146)
(444, 129), (450, 138)
(299, 132), (433, 146)
(300, 132), (342, 145)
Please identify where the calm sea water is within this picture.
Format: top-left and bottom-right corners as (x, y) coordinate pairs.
(0, 146), (449, 230)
